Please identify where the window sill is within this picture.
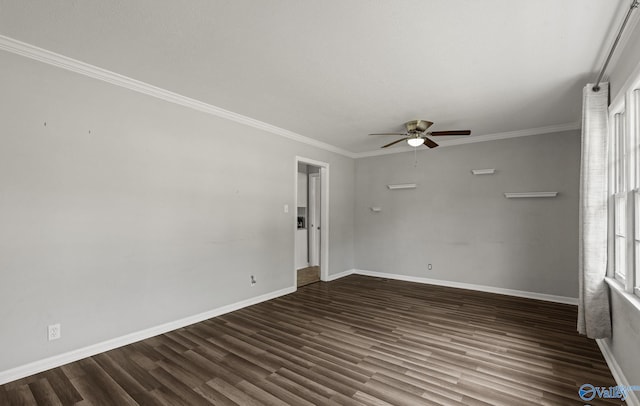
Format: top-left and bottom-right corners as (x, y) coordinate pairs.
(605, 277), (640, 313)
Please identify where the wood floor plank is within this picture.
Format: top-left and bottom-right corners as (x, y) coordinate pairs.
(72, 359), (138, 406)
(147, 366), (209, 406)
(40, 368), (84, 405)
(100, 348), (162, 391)
(0, 387), (10, 406)
(92, 353), (159, 406)
(192, 383), (240, 406)
(265, 373), (335, 406)
(245, 376), (318, 406)
(297, 266), (320, 287)
(234, 380), (291, 406)
(203, 377), (264, 406)
(0, 275), (620, 405)
(27, 378), (63, 406)
(6, 384), (38, 405)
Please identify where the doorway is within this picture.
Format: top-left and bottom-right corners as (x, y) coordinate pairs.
(295, 157), (329, 288)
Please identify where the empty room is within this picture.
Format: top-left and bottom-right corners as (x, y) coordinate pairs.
(1, 1), (640, 405)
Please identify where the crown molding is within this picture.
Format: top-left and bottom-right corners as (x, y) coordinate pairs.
(0, 34), (581, 160)
(0, 35), (356, 158)
(352, 122), (580, 158)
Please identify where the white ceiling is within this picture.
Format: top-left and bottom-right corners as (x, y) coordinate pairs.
(0, 0), (633, 154)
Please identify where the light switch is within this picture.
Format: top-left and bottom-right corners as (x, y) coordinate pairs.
(284, 204), (289, 213)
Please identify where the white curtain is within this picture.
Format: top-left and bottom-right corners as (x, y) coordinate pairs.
(578, 82), (611, 338)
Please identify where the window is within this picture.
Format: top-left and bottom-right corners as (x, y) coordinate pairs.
(608, 83), (640, 296)
(635, 90), (640, 295)
(614, 192), (626, 281)
(633, 90), (640, 190)
(636, 190), (640, 296)
(610, 110), (627, 283)
(613, 112), (627, 194)
(609, 72), (640, 299)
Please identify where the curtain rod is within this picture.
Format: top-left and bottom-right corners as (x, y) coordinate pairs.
(593, 0), (639, 92)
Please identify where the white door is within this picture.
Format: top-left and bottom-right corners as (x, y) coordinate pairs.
(308, 173), (321, 267)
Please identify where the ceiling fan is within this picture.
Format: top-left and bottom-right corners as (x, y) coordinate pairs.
(369, 120), (471, 148)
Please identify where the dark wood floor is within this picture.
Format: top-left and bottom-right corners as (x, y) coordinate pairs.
(1, 275), (619, 405)
(297, 266), (320, 287)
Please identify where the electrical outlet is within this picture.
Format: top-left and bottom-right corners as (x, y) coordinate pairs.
(428, 264), (433, 270)
(250, 275), (256, 286)
(48, 324), (61, 341)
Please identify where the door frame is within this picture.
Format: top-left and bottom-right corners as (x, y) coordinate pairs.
(308, 173), (321, 267)
(294, 157), (329, 284)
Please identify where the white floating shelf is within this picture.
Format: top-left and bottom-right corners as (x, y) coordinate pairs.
(370, 207), (382, 212)
(387, 183), (417, 190)
(471, 168), (495, 175)
(504, 192), (558, 198)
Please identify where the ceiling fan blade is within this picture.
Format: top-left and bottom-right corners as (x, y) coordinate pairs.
(381, 138), (407, 148)
(369, 132), (406, 136)
(423, 138), (439, 148)
(429, 130), (471, 136)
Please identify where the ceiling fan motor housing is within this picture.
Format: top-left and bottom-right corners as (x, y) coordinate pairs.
(405, 120), (433, 133)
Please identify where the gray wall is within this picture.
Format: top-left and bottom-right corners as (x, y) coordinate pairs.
(0, 51), (354, 372)
(603, 18), (640, 391)
(606, 292), (640, 387)
(355, 131), (580, 298)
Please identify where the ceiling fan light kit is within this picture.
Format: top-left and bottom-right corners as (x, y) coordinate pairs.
(369, 120), (471, 149)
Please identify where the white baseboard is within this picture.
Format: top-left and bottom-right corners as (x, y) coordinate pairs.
(325, 269), (355, 281)
(596, 339), (640, 406)
(350, 269), (578, 305)
(0, 286), (296, 385)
